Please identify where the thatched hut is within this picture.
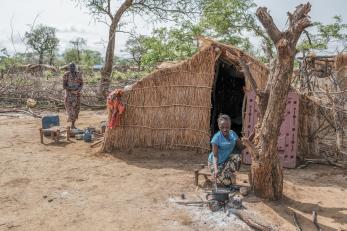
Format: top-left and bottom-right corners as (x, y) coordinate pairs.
(102, 38), (267, 150)
(102, 37), (320, 168)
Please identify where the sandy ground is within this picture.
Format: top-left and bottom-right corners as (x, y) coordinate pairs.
(0, 110), (346, 231)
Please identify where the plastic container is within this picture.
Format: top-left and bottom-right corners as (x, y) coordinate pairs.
(83, 129), (92, 142)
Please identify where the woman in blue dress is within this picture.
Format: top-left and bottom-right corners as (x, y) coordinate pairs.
(208, 114), (243, 186)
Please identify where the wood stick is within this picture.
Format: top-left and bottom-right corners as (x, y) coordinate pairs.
(312, 211), (321, 231)
(0, 109), (41, 118)
(67, 126), (70, 141)
(240, 58), (258, 93)
(303, 158), (345, 168)
(292, 212), (302, 231)
(175, 201), (208, 205)
(90, 139), (103, 148)
(194, 170), (199, 186)
(229, 209), (271, 231)
(47, 96), (105, 109)
(39, 128), (43, 144)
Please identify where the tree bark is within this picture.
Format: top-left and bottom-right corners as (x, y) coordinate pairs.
(242, 3), (312, 200)
(39, 53), (44, 64)
(98, 0), (133, 98)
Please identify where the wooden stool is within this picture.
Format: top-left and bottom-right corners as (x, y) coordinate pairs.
(39, 126), (70, 144)
(194, 165), (211, 186)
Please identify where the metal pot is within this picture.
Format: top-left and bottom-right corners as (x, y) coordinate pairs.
(206, 188), (230, 202)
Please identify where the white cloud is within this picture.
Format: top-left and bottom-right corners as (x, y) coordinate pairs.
(1, 0), (346, 57)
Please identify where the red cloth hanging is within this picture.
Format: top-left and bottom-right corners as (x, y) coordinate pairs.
(107, 89), (125, 129)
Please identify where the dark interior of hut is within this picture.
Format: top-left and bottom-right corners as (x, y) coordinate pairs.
(210, 59), (245, 139)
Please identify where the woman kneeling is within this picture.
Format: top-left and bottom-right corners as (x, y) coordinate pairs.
(208, 114), (243, 187)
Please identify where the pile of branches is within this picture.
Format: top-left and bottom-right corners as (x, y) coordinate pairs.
(0, 72), (105, 110)
(295, 54), (347, 166)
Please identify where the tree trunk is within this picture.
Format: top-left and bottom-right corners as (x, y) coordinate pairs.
(250, 57), (294, 200)
(77, 49), (80, 64)
(39, 53), (44, 64)
(98, 0), (134, 98)
(99, 24), (116, 98)
(49, 54), (54, 65)
(243, 3), (312, 200)
(137, 60), (142, 71)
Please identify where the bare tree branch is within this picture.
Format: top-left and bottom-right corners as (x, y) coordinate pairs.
(256, 7), (282, 44)
(240, 58), (258, 92)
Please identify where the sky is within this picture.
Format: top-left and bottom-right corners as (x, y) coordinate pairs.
(0, 0), (346, 58)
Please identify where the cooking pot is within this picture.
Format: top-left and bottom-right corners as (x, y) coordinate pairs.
(206, 188), (230, 202)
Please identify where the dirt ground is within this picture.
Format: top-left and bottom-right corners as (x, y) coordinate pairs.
(0, 110), (346, 231)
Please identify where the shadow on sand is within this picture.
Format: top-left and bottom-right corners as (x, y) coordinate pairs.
(106, 147), (208, 172)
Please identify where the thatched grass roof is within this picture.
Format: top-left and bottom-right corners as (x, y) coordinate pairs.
(198, 36), (269, 90)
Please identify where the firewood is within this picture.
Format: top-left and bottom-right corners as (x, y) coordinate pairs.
(228, 209), (272, 231)
(292, 212), (302, 231)
(90, 139), (103, 148)
(312, 211), (321, 231)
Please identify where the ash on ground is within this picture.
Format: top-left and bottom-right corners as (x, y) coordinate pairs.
(168, 197), (253, 231)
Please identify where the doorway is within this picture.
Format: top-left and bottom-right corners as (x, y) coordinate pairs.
(210, 59), (245, 138)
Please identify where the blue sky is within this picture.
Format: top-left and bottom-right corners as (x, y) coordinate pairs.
(0, 0), (346, 57)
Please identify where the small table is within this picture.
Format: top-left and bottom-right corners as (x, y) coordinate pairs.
(39, 126), (70, 144)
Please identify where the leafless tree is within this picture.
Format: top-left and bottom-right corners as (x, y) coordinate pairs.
(241, 3), (312, 200)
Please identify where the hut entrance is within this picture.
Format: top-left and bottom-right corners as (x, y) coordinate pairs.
(210, 59), (245, 137)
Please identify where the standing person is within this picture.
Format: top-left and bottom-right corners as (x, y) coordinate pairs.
(208, 114), (243, 187)
(63, 63), (83, 129)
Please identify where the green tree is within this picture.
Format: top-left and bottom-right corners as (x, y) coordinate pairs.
(81, 49), (103, 67)
(125, 35), (147, 70)
(75, 0), (202, 97)
(297, 16), (347, 55)
(70, 37), (87, 64)
(63, 48), (79, 64)
(125, 0), (272, 67)
(0, 48), (10, 75)
(24, 24), (59, 64)
(200, 0), (272, 57)
(131, 22), (202, 69)
(114, 56), (133, 66)
(64, 48), (103, 67)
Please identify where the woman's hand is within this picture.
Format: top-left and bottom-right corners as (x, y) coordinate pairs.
(236, 139), (245, 151)
(214, 170), (218, 179)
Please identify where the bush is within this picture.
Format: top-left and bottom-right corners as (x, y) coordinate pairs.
(112, 70), (149, 81)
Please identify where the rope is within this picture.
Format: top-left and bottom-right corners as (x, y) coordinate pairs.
(118, 124), (210, 136)
(152, 143), (210, 150)
(128, 84), (212, 92)
(124, 103), (211, 109)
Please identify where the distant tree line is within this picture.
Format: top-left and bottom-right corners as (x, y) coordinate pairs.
(0, 24), (103, 73)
